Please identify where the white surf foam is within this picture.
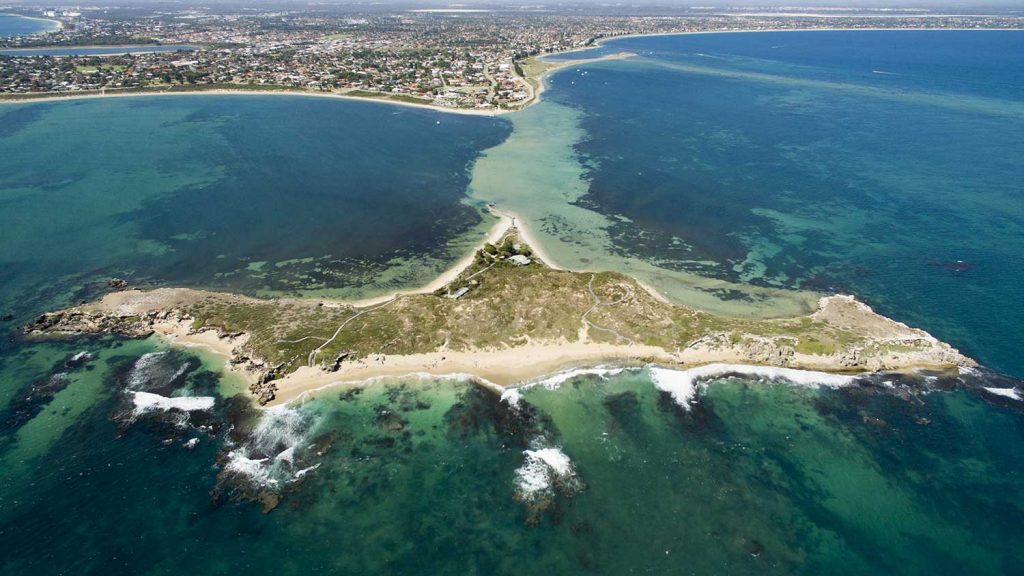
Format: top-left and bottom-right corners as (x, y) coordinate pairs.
(225, 453), (277, 486)
(500, 388), (522, 407)
(127, 351), (169, 389)
(649, 363), (858, 410)
(983, 387), (1022, 401)
(131, 391), (215, 415)
(501, 366), (629, 407)
(69, 351), (93, 363)
(514, 446), (576, 499)
(530, 366), (626, 390)
(223, 404), (319, 487)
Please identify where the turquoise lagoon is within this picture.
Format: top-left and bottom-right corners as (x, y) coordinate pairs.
(2, 31), (1023, 575)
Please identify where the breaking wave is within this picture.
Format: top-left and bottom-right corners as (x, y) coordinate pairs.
(124, 351), (191, 392)
(514, 444), (579, 501)
(983, 387), (1022, 401)
(502, 366), (630, 407)
(649, 363), (858, 410)
(131, 391), (215, 416)
(222, 404), (321, 488)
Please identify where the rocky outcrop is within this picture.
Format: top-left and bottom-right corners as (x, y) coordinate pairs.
(23, 306), (280, 405)
(678, 294), (975, 373)
(249, 363), (285, 405)
(24, 310), (156, 338)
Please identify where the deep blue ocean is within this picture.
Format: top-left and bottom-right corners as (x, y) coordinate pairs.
(1, 31), (1022, 575)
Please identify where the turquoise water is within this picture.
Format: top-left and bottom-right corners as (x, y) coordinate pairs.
(0, 45), (197, 56)
(527, 31), (1024, 376)
(2, 31), (1024, 575)
(2, 364), (1022, 575)
(0, 95), (510, 313)
(0, 14), (57, 37)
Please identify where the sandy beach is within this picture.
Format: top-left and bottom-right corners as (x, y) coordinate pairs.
(268, 341), (675, 406)
(0, 12), (63, 33)
(0, 87), (508, 116)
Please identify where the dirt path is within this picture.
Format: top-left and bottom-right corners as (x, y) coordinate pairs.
(581, 274), (634, 344)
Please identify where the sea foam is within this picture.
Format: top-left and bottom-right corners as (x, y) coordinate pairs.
(131, 391), (215, 415)
(983, 387), (1022, 401)
(515, 446), (577, 498)
(501, 366), (628, 407)
(223, 404), (319, 488)
(125, 351), (190, 392)
(649, 363), (857, 410)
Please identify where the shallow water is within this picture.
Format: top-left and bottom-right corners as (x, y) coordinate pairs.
(472, 30), (1024, 376)
(2, 365), (1022, 575)
(1, 30), (1023, 575)
(0, 95), (510, 313)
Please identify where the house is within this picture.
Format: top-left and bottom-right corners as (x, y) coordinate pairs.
(508, 255), (530, 266)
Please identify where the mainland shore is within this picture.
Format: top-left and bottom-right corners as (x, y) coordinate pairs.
(0, 51), (635, 116)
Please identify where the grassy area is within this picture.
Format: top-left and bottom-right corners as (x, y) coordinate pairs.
(344, 89), (434, 105)
(75, 65), (126, 73)
(168, 231), (912, 376)
(517, 57), (558, 91)
(31, 228), (963, 385)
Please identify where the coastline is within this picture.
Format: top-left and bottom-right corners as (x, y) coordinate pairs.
(1, 27), (1019, 116)
(33, 262), (975, 410)
(0, 12), (62, 34)
(12, 26), (999, 407)
(0, 50), (635, 116)
(127, 301), (969, 409)
(0, 87), (508, 117)
(268, 342), (672, 406)
(0, 44), (196, 55)
(339, 208), (515, 307)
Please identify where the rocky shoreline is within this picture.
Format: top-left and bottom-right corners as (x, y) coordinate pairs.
(24, 307), (283, 404)
(23, 288), (976, 408)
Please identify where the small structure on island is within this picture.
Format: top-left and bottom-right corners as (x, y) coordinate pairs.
(509, 254), (531, 266)
(446, 286), (470, 299)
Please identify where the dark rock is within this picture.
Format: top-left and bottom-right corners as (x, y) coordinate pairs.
(107, 278), (129, 290)
(330, 351), (351, 372)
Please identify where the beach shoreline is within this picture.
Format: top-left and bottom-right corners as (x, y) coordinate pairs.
(0, 50), (635, 116)
(2, 27), (1019, 115)
(0, 87), (508, 116)
(0, 12), (63, 34)
(129, 307), (967, 409)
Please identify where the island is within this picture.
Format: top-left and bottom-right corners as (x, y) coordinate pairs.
(23, 216), (973, 407)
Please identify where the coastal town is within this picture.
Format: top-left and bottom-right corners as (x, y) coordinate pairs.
(2, 4), (1023, 110)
